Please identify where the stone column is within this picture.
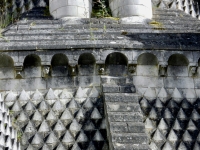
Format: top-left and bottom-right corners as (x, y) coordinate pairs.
(109, 0), (152, 23)
(49, 0), (92, 19)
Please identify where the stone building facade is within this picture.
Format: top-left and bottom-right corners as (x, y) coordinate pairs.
(1, 0), (200, 150)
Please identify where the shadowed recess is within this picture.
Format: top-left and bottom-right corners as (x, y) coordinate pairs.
(137, 53), (158, 65)
(24, 54), (41, 67)
(0, 54), (14, 67)
(78, 53), (96, 65)
(168, 54), (189, 66)
(51, 53), (68, 66)
(105, 52), (128, 66)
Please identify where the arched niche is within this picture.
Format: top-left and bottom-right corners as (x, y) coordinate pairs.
(78, 53), (96, 75)
(168, 54), (189, 76)
(105, 52), (128, 76)
(0, 54), (14, 79)
(51, 53), (69, 77)
(23, 54), (42, 78)
(137, 53), (158, 76)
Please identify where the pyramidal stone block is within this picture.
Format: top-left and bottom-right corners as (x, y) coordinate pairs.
(24, 101), (36, 116)
(32, 110), (43, 127)
(32, 89), (44, 105)
(31, 133), (44, 148)
(45, 88), (57, 105)
(144, 87), (157, 103)
(60, 89), (73, 99)
(46, 132), (59, 149)
(68, 99), (80, 115)
(69, 119), (82, 137)
(152, 129), (166, 148)
(38, 120), (50, 137)
(18, 90), (30, 106)
(75, 87), (87, 98)
(172, 88), (183, 104)
(185, 89), (197, 104)
(91, 108), (102, 120)
(93, 130), (104, 141)
(75, 87), (87, 104)
(77, 130), (88, 142)
(52, 100), (65, 116)
(83, 98), (94, 110)
(4, 91), (17, 107)
(75, 108), (85, 122)
(38, 101), (50, 116)
(60, 109), (73, 126)
(46, 110), (57, 127)
(59, 89), (73, 105)
(157, 87), (170, 104)
(145, 118), (156, 135)
(54, 120), (66, 138)
(89, 87), (99, 98)
(62, 130), (75, 148)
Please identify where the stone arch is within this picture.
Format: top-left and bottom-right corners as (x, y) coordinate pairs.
(168, 54), (189, 66)
(168, 54), (189, 77)
(51, 53), (69, 77)
(105, 52), (128, 76)
(23, 54), (41, 67)
(0, 54), (14, 67)
(137, 53), (158, 76)
(23, 54), (42, 78)
(78, 53), (96, 75)
(51, 53), (68, 67)
(0, 54), (14, 79)
(137, 53), (158, 65)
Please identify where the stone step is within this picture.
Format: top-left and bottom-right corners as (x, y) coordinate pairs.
(104, 93), (141, 103)
(105, 102), (141, 112)
(110, 122), (146, 133)
(113, 143), (149, 150)
(107, 112), (143, 122)
(112, 133), (148, 144)
(102, 84), (136, 93)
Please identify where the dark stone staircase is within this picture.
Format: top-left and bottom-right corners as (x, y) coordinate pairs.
(101, 76), (150, 150)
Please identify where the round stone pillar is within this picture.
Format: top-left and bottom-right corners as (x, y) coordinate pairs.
(109, 0), (152, 23)
(49, 0), (92, 19)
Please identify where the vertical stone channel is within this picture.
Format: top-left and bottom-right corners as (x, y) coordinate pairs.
(102, 77), (149, 150)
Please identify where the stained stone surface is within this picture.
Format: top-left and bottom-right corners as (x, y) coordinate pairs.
(4, 87), (108, 150)
(0, 94), (20, 150)
(140, 87), (200, 150)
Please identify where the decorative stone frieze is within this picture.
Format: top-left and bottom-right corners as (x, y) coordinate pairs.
(109, 0), (152, 23)
(49, 0), (92, 19)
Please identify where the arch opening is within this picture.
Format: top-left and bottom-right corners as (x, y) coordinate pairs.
(0, 54), (14, 79)
(78, 53), (96, 75)
(105, 52), (128, 76)
(168, 54), (189, 77)
(23, 54), (42, 78)
(137, 53), (158, 76)
(51, 54), (69, 77)
(137, 53), (158, 65)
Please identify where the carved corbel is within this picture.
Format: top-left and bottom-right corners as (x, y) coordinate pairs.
(159, 64), (167, 76)
(97, 64), (105, 75)
(15, 66), (23, 79)
(128, 64), (137, 74)
(70, 65), (77, 76)
(42, 65), (51, 77)
(189, 64), (198, 76)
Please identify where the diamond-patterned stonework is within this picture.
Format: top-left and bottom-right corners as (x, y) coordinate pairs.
(0, 94), (20, 150)
(4, 87), (108, 150)
(153, 0), (200, 19)
(140, 87), (200, 149)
